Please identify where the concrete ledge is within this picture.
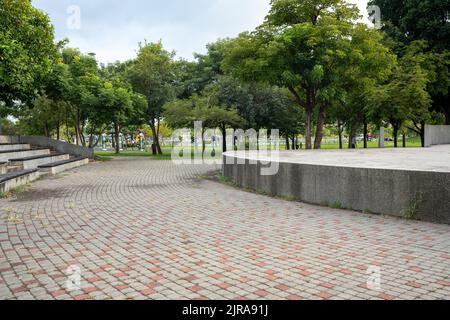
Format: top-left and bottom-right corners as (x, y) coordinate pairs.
(9, 154), (70, 170)
(0, 144), (31, 151)
(0, 162), (7, 174)
(223, 152), (450, 224)
(0, 169), (40, 193)
(38, 157), (89, 175)
(0, 149), (50, 162)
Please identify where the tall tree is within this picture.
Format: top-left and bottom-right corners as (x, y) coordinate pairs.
(369, 0), (450, 124)
(0, 0), (58, 132)
(128, 42), (176, 154)
(368, 41), (432, 147)
(223, 0), (361, 149)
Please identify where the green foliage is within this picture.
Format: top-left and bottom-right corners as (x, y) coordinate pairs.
(0, 0), (58, 109)
(127, 41), (177, 154)
(369, 0), (450, 124)
(223, 0), (395, 149)
(2, 0), (448, 152)
(369, 0), (450, 53)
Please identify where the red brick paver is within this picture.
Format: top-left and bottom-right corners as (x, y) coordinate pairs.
(1, 158), (450, 300)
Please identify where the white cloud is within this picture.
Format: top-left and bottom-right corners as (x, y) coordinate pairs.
(33, 0), (370, 64)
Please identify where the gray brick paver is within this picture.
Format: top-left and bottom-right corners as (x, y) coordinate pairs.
(1, 158), (450, 300)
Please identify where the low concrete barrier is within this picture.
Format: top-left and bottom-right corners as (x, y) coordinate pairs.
(0, 149), (50, 162)
(223, 154), (450, 224)
(424, 125), (450, 147)
(0, 135), (94, 159)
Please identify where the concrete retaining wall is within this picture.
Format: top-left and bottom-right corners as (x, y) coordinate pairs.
(425, 125), (450, 147)
(0, 135), (94, 159)
(223, 155), (450, 224)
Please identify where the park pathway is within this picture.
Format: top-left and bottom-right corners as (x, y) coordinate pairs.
(1, 158), (450, 300)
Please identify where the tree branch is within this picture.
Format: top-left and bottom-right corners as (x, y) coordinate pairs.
(287, 85), (307, 109)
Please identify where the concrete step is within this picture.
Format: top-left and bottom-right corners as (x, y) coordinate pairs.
(0, 169), (40, 194)
(7, 165), (24, 173)
(0, 162), (7, 174)
(9, 153), (70, 170)
(0, 143), (31, 151)
(38, 157), (89, 175)
(0, 148), (50, 162)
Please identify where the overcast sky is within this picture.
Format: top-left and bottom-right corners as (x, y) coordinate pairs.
(33, 0), (370, 64)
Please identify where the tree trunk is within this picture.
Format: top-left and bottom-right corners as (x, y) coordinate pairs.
(75, 108), (83, 146)
(304, 99), (313, 150)
(114, 123), (120, 154)
(149, 120), (162, 155)
(348, 124), (357, 149)
(420, 121), (425, 147)
(314, 104), (326, 149)
(285, 135), (290, 150)
(56, 122), (60, 141)
(156, 117), (162, 153)
(287, 85), (314, 149)
(363, 122), (368, 149)
(393, 124), (399, 148)
(338, 121), (343, 149)
(291, 135), (295, 150)
(221, 124), (227, 153)
(202, 129), (206, 155)
(80, 121), (86, 147)
(402, 133), (406, 148)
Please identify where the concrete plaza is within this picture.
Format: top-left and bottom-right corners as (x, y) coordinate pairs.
(1, 157), (450, 300)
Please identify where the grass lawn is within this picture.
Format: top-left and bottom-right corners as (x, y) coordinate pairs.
(95, 149), (221, 160)
(95, 150), (173, 160)
(320, 137), (422, 149)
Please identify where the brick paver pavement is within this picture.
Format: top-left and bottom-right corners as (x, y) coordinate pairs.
(1, 158), (450, 300)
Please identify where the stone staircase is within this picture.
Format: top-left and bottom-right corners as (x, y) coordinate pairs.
(0, 142), (89, 194)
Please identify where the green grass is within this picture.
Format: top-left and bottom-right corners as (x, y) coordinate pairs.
(0, 184), (31, 199)
(94, 155), (114, 162)
(0, 191), (9, 199)
(95, 150), (173, 160)
(95, 137), (422, 160)
(95, 148), (223, 161)
(319, 137), (422, 149)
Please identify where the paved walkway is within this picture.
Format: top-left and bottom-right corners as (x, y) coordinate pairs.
(231, 145), (450, 172)
(1, 158), (449, 300)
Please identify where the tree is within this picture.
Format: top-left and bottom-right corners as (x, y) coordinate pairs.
(128, 42), (176, 154)
(61, 48), (101, 146)
(0, 0), (57, 106)
(0, 0), (58, 133)
(369, 0), (450, 52)
(223, 0), (362, 149)
(98, 81), (145, 154)
(328, 24), (396, 148)
(368, 41), (432, 147)
(164, 93), (244, 153)
(369, 0), (450, 124)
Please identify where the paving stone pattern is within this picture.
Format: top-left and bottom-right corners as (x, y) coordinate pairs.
(1, 158), (449, 300)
